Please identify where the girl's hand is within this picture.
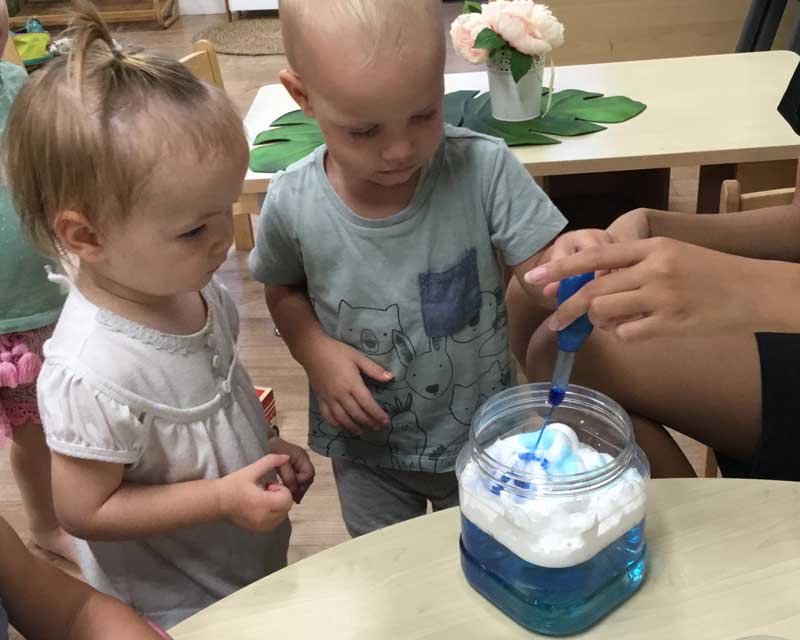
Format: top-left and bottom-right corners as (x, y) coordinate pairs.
(218, 454), (294, 532)
(525, 237), (767, 341)
(304, 336), (392, 434)
(268, 437), (316, 503)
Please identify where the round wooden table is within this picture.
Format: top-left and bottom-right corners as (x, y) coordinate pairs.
(170, 479), (800, 639)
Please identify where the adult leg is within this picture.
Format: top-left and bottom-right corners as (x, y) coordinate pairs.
(526, 325), (761, 478)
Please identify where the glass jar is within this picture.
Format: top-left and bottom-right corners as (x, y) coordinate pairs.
(456, 383), (650, 636)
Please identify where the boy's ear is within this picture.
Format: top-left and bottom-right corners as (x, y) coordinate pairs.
(279, 69), (315, 117)
(54, 210), (106, 264)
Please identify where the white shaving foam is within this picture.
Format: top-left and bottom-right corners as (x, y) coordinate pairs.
(459, 423), (647, 568)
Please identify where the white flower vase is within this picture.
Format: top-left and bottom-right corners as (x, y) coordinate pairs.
(487, 51), (544, 122)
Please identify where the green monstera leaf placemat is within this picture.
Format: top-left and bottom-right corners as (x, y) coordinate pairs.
(250, 89), (646, 173)
(250, 111), (323, 173)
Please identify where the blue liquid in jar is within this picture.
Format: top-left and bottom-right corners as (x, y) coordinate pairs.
(460, 515), (646, 635)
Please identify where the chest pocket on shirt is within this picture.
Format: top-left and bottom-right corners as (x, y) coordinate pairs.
(418, 248), (481, 338)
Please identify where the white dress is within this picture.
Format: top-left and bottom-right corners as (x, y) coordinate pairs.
(37, 276), (291, 629)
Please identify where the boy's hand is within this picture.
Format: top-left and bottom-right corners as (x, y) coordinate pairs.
(268, 437), (316, 503)
(606, 208), (652, 243)
(538, 229), (615, 297)
(218, 454), (294, 532)
(304, 336), (392, 434)
(546, 228), (614, 262)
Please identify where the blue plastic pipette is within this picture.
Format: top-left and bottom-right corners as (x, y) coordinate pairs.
(531, 272), (595, 453)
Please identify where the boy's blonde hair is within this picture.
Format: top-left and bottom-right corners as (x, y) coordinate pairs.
(3, 0), (246, 255)
(279, 0), (443, 73)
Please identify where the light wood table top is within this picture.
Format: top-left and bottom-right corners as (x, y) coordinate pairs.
(170, 479), (800, 639)
(241, 51), (800, 194)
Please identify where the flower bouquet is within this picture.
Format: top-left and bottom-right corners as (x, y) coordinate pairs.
(451, 0), (564, 121)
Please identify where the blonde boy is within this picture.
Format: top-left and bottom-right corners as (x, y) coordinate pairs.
(251, 0), (606, 536)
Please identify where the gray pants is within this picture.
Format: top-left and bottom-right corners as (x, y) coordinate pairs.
(332, 458), (460, 537)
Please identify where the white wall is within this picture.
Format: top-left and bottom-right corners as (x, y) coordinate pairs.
(179, 0), (227, 15)
(179, 0), (279, 14)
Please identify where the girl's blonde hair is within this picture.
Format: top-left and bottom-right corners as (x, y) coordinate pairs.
(3, 0), (247, 255)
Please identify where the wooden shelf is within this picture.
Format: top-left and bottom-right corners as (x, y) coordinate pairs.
(10, 0), (179, 29)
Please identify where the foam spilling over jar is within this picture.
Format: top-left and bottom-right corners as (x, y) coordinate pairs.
(456, 383), (650, 636)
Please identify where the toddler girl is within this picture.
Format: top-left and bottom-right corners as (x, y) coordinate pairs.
(4, 1), (314, 629)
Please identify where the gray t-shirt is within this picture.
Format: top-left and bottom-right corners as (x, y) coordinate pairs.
(250, 125), (566, 473)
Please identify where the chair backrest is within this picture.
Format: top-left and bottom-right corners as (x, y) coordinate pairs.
(2, 37), (27, 71)
(719, 179), (795, 213)
(180, 39), (224, 90)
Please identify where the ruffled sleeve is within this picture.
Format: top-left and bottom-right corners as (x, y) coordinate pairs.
(37, 361), (148, 464)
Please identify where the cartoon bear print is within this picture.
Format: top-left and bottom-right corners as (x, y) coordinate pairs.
(428, 432), (469, 472)
(500, 361), (513, 388)
(480, 360), (505, 396)
(451, 291), (498, 344)
(385, 394), (428, 471)
(449, 384), (488, 426)
(477, 289), (509, 358)
(392, 331), (453, 400)
(338, 301), (403, 357)
(311, 412), (354, 456)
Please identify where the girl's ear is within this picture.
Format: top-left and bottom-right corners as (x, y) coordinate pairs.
(54, 210), (106, 263)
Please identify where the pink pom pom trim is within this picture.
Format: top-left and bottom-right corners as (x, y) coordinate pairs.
(0, 360), (18, 388)
(16, 351), (42, 385)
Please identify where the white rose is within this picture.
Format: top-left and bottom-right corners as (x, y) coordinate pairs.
(450, 12), (491, 64)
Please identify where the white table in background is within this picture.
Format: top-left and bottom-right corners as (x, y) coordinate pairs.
(232, 50), (800, 249)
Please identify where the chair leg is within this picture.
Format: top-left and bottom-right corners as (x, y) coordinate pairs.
(234, 214), (254, 251)
(224, 0), (232, 21)
(233, 193), (257, 251)
(703, 447), (719, 478)
(697, 164), (737, 213)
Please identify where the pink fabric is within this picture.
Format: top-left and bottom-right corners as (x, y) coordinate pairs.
(147, 620), (174, 639)
(0, 324), (54, 447)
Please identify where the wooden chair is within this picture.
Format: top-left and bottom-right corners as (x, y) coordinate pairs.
(179, 39), (225, 90)
(2, 37), (27, 70)
(699, 179), (797, 477)
(719, 179), (795, 213)
(180, 40), (255, 249)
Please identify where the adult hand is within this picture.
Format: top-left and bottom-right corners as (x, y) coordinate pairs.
(526, 237), (767, 341)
